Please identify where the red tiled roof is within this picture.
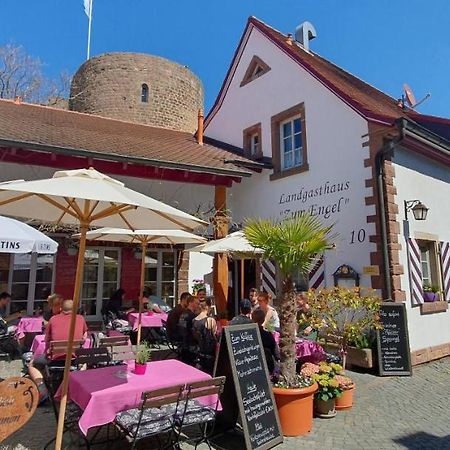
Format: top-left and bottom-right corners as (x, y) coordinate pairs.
(206, 16), (450, 128)
(0, 99), (255, 178)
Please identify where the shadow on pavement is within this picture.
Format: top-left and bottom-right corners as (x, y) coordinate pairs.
(393, 431), (450, 449)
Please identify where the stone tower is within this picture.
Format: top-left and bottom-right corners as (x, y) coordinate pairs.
(69, 52), (204, 133)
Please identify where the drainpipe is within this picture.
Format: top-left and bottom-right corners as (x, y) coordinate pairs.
(374, 139), (397, 301)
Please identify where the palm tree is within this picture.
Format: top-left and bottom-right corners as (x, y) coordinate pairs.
(245, 214), (334, 385)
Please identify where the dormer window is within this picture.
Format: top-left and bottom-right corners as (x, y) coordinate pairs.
(240, 55), (271, 87)
(243, 123), (262, 160)
(141, 84), (149, 103)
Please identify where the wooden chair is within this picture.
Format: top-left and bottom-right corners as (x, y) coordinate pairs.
(115, 384), (186, 450)
(110, 345), (137, 364)
(48, 339), (84, 360)
(179, 376), (226, 449)
(98, 335), (130, 350)
(74, 347), (111, 369)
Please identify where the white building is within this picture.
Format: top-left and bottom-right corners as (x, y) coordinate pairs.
(205, 17), (450, 365)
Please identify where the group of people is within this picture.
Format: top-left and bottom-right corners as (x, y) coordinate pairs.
(165, 287), (281, 374)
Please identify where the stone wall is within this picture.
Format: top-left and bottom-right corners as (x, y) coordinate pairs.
(69, 52), (204, 133)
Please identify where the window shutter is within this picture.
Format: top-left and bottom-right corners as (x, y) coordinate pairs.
(309, 256), (325, 290)
(261, 259), (276, 298)
(440, 242), (450, 302)
(407, 238), (424, 305)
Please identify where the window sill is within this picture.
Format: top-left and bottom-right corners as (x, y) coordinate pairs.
(420, 301), (448, 315)
(270, 163), (309, 181)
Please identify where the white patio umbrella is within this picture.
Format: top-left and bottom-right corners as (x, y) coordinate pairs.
(189, 231), (264, 301)
(0, 215), (58, 254)
(0, 168), (206, 450)
(76, 227), (206, 343)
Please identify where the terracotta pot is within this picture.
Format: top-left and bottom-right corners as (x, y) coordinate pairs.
(423, 292), (437, 302)
(335, 385), (355, 410)
(134, 362), (147, 375)
(314, 398), (336, 418)
(273, 382), (318, 436)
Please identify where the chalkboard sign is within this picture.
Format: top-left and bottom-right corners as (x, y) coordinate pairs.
(377, 303), (412, 376)
(214, 324), (283, 450)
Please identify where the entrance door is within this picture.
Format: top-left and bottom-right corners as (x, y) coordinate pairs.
(81, 248), (120, 320)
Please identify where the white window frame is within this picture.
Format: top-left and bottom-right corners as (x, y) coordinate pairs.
(145, 249), (178, 308)
(250, 133), (259, 157)
(82, 247), (121, 320)
(7, 253), (56, 316)
(280, 115), (303, 171)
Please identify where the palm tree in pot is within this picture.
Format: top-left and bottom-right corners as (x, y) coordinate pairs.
(245, 215), (334, 436)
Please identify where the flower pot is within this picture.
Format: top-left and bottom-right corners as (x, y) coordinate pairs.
(272, 382), (318, 436)
(335, 385), (355, 410)
(314, 398), (336, 418)
(423, 292), (437, 302)
(134, 362), (147, 375)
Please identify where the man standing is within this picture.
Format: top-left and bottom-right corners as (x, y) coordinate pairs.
(229, 299), (253, 325)
(166, 292), (190, 341)
(249, 288), (259, 312)
(178, 296), (200, 364)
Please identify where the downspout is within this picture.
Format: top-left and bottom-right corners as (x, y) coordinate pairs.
(374, 139), (398, 301)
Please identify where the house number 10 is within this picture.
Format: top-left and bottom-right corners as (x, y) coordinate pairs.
(350, 229), (366, 244)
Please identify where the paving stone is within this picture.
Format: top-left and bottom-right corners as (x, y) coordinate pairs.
(2, 358), (450, 449)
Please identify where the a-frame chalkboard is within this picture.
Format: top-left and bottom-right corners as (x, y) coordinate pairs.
(377, 302), (412, 376)
(214, 323), (283, 450)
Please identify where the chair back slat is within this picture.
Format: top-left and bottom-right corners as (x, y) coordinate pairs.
(74, 347), (111, 368)
(141, 384), (185, 409)
(187, 376), (226, 400)
(49, 340), (83, 358)
(99, 335), (129, 348)
(111, 345), (136, 362)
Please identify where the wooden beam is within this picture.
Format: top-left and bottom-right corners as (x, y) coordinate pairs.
(213, 185), (229, 314)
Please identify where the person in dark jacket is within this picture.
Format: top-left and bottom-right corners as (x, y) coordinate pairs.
(229, 299), (253, 325)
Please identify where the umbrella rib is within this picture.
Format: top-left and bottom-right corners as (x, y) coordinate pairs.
(88, 200), (100, 218)
(115, 208), (135, 231)
(89, 204), (136, 222)
(36, 194), (79, 219)
(64, 197), (84, 219)
(0, 192), (34, 206)
(152, 210), (192, 231)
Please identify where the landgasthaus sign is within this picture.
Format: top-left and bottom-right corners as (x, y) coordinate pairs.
(274, 178), (370, 250)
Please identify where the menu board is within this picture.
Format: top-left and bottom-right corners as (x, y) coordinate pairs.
(377, 303), (412, 376)
(214, 324), (282, 450)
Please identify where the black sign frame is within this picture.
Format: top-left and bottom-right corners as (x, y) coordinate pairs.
(214, 323), (283, 450)
(377, 302), (412, 376)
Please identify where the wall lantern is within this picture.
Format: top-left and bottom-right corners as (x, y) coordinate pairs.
(404, 200), (429, 221)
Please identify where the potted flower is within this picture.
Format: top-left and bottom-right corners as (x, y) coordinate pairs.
(304, 287), (381, 370)
(335, 373), (355, 410)
(135, 342), (151, 375)
(192, 278), (206, 296)
(309, 362), (342, 418)
(423, 285), (440, 302)
(245, 214), (334, 436)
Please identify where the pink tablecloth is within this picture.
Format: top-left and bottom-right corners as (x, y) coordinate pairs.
(272, 333), (325, 364)
(58, 359), (217, 435)
(15, 317), (43, 339)
(128, 312), (168, 330)
(31, 335), (91, 359)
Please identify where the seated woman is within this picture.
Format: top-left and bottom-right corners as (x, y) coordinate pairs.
(257, 292), (280, 332)
(297, 292), (318, 341)
(43, 293), (63, 325)
(192, 298), (217, 374)
(141, 289), (163, 313)
(251, 308), (279, 374)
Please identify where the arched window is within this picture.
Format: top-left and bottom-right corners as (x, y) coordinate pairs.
(141, 83), (149, 103)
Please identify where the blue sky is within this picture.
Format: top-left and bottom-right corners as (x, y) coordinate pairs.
(2, 0), (450, 116)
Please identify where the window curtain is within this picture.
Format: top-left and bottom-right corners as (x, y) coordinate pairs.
(309, 255), (325, 291)
(440, 242), (450, 302)
(407, 238), (424, 305)
(261, 259), (276, 298)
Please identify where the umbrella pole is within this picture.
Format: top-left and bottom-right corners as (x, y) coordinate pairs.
(137, 241), (147, 345)
(55, 223), (88, 450)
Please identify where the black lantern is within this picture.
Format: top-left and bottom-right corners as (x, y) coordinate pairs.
(404, 200), (429, 221)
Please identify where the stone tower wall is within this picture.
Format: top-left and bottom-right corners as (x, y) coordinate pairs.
(69, 53), (204, 133)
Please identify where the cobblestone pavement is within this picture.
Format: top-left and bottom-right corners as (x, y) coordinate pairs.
(1, 357), (450, 450)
